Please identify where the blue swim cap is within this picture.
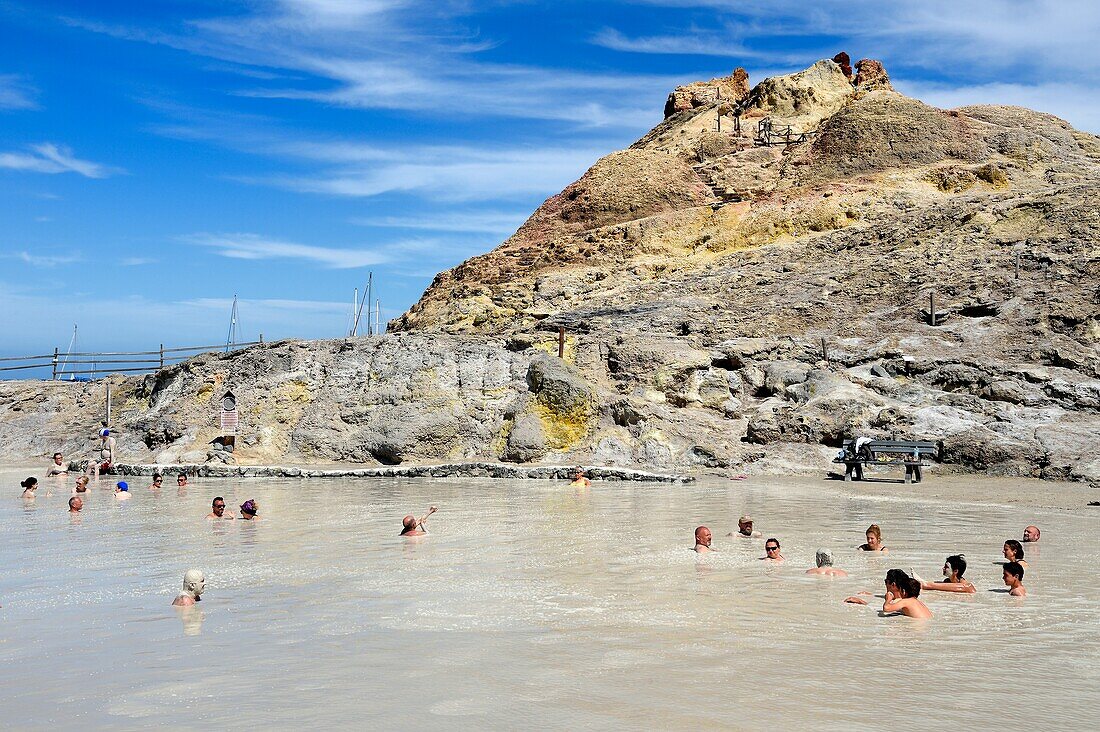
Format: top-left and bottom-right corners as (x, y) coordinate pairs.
(116, 481), (128, 491)
(100, 428), (110, 437)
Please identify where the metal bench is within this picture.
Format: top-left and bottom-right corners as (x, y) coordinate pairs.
(832, 439), (938, 483)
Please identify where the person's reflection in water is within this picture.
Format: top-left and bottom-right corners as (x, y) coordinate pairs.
(176, 605), (205, 636)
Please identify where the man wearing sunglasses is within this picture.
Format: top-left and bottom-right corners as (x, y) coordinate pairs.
(206, 496), (234, 520)
(761, 538), (784, 562)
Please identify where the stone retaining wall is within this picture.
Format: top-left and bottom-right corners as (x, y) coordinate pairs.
(112, 462), (693, 483)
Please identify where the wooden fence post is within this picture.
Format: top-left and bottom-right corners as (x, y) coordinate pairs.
(820, 336), (828, 362)
(51, 347), (59, 380)
(106, 384), (111, 427)
(558, 327), (565, 359)
(929, 292), (937, 326)
(159, 344), (164, 369)
(259, 333), (264, 344)
(1015, 252), (1020, 280)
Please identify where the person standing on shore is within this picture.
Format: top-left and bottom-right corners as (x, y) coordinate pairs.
(401, 506), (436, 536)
(693, 526), (714, 553)
(46, 453), (68, 476)
(1003, 562), (1027, 597)
(858, 524), (888, 552)
(88, 428), (115, 477)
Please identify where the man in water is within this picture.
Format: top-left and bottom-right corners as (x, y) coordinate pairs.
(46, 452), (68, 476)
(400, 506), (437, 536)
(177, 473), (188, 488)
(806, 548), (847, 576)
(206, 497), (233, 520)
(88, 428), (115, 477)
(729, 514), (761, 538)
(172, 569), (206, 606)
(114, 481), (131, 500)
(693, 526), (714, 553)
(68, 496), (83, 513)
(570, 467), (592, 487)
(149, 474), (163, 490)
(73, 475), (90, 494)
(1003, 561), (1027, 596)
(761, 538), (784, 562)
(1022, 525), (1040, 543)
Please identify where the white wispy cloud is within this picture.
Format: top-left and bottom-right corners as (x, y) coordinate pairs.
(0, 74), (37, 110)
(120, 257), (156, 266)
(247, 141), (606, 202)
(0, 143), (119, 178)
(11, 251), (82, 267)
(350, 210), (529, 235)
(186, 232), (387, 269)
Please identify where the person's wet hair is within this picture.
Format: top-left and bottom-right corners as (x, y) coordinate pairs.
(1004, 539), (1025, 561)
(212, 496), (224, 508)
(885, 568), (909, 588)
(1004, 561), (1025, 580)
(946, 554), (967, 578)
(53, 452), (62, 459)
(815, 548), (833, 567)
(906, 578), (921, 598)
(866, 524), (882, 541)
(68, 496), (79, 509)
(21, 476), (38, 489)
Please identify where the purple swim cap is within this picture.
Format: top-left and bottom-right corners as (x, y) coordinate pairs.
(240, 499), (257, 514)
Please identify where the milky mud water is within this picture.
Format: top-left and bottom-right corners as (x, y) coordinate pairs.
(2, 467), (1098, 729)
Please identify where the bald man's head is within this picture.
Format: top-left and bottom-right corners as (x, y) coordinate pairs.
(695, 526), (712, 547)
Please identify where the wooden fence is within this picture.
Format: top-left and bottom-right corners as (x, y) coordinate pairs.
(0, 339), (264, 381)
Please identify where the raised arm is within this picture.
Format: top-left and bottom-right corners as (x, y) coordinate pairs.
(417, 505), (437, 528)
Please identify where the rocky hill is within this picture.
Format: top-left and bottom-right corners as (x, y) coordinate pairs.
(2, 56), (1098, 481)
(391, 56), (1100, 481)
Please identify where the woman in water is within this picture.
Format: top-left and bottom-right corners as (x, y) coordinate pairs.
(1003, 539), (1029, 568)
(20, 476), (38, 499)
(73, 475), (90, 494)
(919, 555), (976, 593)
(845, 569), (932, 618)
(858, 524), (888, 552)
(240, 499), (261, 520)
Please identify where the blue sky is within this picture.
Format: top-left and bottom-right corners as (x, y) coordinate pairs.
(2, 0), (1098, 357)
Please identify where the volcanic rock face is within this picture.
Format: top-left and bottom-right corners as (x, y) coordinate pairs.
(390, 57), (1100, 481)
(4, 57), (1098, 481)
